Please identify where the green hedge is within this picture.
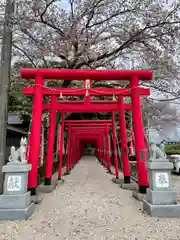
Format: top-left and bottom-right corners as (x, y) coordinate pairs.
(165, 144), (180, 155)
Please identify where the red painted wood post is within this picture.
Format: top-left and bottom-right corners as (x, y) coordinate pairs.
(44, 95), (57, 186)
(112, 112), (119, 179)
(94, 140), (96, 157)
(80, 142), (84, 159)
(101, 134), (104, 164)
(71, 135), (75, 167)
(106, 124), (111, 172)
(97, 140), (100, 160)
(72, 135), (74, 167)
(68, 126), (72, 171)
(69, 128), (72, 170)
(78, 141), (81, 160)
(102, 133), (106, 166)
(57, 124), (62, 176)
(105, 131), (108, 168)
(65, 124), (71, 174)
(73, 137), (76, 164)
(28, 75), (44, 195)
(72, 135), (75, 167)
(118, 96), (131, 183)
(76, 139), (79, 162)
(75, 139), (78, 163)
(81, 142), (83, 159)
(69, 133), (72, 170)
(97, 141), (100, 159)
(130, 76), (149, 193)
(80, 141), (82, 159)
(77, 139), (80, 162)
(75, 137), (77, 164)
(58, 113), (65, 180)
(101, 134), (103, 164)
(99, 137), (102, 162)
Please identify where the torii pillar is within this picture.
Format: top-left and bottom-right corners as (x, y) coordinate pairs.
(27, 75), (43, 195)
(118, 96), (130, 183)
(130, 76), (149, 193)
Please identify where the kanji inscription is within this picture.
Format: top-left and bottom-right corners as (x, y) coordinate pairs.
(7, 176), (22, 191)
(155, 172), (169, 188)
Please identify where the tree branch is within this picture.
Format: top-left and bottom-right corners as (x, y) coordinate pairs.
(12, 43), (37, 67)
(20, 26), (68, 62)
(75, 19), (180, 69)
(39, 0), (64, 36)
(68, 0), (75, 20)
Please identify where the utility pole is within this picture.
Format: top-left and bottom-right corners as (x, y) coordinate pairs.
(0, 0), (14, 193)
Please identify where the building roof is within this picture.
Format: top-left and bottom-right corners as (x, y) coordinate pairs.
(7, 114), (27, 135)
(7, 125), (27, 135)
(8, 114), (23, 125)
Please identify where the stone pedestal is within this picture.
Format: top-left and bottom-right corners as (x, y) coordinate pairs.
(143, 157), (180, 217)
(129, 161), (138, 179)
(39, 183), (57, 193)
(0, 163), (35, 220)
(133, 190), (145, 201)
(112, 177), (123, 184)
(112, 177), (137, 191)
(121, 182), (137, 191)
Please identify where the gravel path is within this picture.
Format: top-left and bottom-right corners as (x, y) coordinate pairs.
(0, 156), (180, 240)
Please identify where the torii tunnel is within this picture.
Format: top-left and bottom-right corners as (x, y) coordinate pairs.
(21, 68), (152, 195)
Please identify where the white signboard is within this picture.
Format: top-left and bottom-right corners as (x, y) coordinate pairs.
(7, 175), (22, 191)
(155, 172), (169, 188)
(85, 79), (91, 89)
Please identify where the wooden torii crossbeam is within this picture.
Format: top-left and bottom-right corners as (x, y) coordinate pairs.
(43, 100), (132, 112)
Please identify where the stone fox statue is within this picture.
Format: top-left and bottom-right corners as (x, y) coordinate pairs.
(149, 142), (167, 161)
(8, 137), (27, 164)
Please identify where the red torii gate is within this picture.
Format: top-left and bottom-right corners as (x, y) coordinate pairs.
(21, 68), (152, 195)
(63, 120), (114, 170)
(64, 121), (118, 171)
(43, 99), (131, 185)
(46, 100), (131, 186)
(66, 126), (108, 171)
(70, 131), (106, 168)
(65, 123), (114, 174)
(27, 94), (132, 188)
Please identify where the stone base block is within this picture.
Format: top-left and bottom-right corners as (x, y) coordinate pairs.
(107, 169), (114, 175)
(0, 192), (31, 209)
(112, 178), (123, 184)
(58, 179), (65, 184)
(145, 188), (177, 205)
(121, 183), (137, 191)
(31, 194), (43, 204)
(39, 183), (57, 193)
(0, 203), (35, 220)
(143, 199), (180, 217)
(133, 190), (145, 201)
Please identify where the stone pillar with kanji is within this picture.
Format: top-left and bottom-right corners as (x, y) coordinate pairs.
(143, 143), (180, 217)
(0, 141), (35, 220)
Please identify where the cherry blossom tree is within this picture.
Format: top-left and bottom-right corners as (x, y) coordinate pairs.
(3, 0), (180, 132)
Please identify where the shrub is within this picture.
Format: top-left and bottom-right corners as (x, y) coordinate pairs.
(165, 144), (180, 155)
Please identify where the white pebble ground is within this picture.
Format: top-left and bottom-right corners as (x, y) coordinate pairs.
(0, 156), (180, 240)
